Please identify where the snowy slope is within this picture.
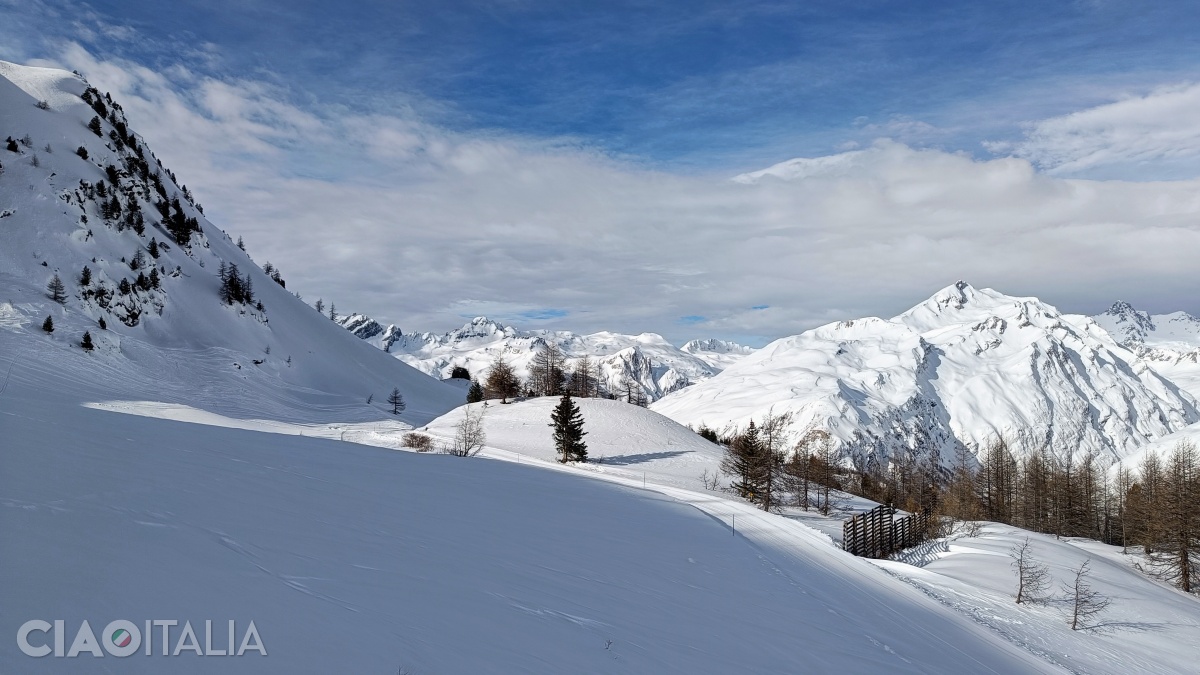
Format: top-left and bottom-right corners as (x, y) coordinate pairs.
(680, 337), (756, 370)
(653, 282), (1198, 463)
(1, 352), (1068, 674)
(0, 61), (461, 423)
(423, 398), (727, 491)
(342, 314), (753, 401)
(1089, 301), (1200, 401)
(878, 524), (1200, 675)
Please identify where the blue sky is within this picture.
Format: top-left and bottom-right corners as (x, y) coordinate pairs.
(3, 1), (1200, 344)
(27, 0), (1200, 172)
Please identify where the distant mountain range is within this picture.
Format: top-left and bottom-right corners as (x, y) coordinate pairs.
(335, 314), (754, 403)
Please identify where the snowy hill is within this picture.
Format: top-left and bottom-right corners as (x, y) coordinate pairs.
(423, 398), (726, 491)
(1089, 301), (1200, 401)
(0, 61), (462, 423)
(3, 349), (1078, 674)
(338, 314), (753, 400)
(653, 282), (1198, 463)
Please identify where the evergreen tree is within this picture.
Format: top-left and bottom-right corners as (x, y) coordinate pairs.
(98, 316), (107, 330)
(722, 421), (765, 503)
(42, 315), (53, 333)
(149, 267), (160, 289)
(80, 331), (94, 351)
(328, 303), (337, 321)
(550, 394), (587, 463)
(88, 116), (103, 136)
(466, 378), (485, 404)
(6, 137), (19, 152)
(148, 238), (159, 258)
(75, 145), (88, 160)
(118, 278), (132, 295)
(47, 274), (67, 303)
(79, 265), (92, 286)
(314, 299), (325, 315)
(450, 365), (471, 380)
(386, 388), (406, 415)
(237, 236), (245, 251)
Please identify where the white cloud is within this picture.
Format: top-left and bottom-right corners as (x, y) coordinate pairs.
(28, 44), (1200, 345)
(995, 83), (1200, 175)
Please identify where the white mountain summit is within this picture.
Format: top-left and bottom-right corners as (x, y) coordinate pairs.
(652, 282), (1198, 464)
(337, 315), (756, 402)
(1089, 301), (1200, 401)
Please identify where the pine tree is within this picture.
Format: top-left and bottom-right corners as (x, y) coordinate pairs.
(75, 145), (88, 160)
(148, 238), (159, 258)
(722, 421), (765, 503)
(314, 299), (324, 315)
(118, 278), (132, 295)
(88, 116), (103, 136)
(328, 303), (337, 321)
(98, 316), (107, 330)
(466, 378), (485, 404)
(149, 267), (160, 289)
(387, 388), (406, 415)
(79, 266), (92, 286)
(550, 394), (587, 463)
(237, 236), (245, 251)
(42, 315), (54, 333)
(47, 274), (67, 303)
(80, 331), (94, 351)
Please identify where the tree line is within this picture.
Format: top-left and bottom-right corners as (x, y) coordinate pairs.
(464, 343), (648, 406)
(713, 414), (1198, 595)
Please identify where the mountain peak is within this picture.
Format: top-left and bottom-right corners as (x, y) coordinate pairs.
(1101, 301), (1155, 342)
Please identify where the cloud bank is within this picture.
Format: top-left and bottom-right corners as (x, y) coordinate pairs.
(996, 83), (1200, 178)
(14, 41), (1200, 345)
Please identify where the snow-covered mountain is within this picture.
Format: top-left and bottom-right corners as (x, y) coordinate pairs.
(0, 61), (462, 422)
(1089, 301), (1200, 401)
(681, 338), (756, 369)
(337, 314), (754, 401)
(653, 282), (1199, 464)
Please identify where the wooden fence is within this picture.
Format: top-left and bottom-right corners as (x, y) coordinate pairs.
(842, 504), (931, 559)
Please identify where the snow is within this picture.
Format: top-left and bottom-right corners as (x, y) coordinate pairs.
(877, 524), (1200, 674)
(422, 397), (727, 491)
(342, 314), (754, 402)
(1088, 301), (1200, 401)
(0, 60), (463, 426)
(653, 282), (1198, 463)
(2, 352), (1062, 674)
(3, 60), (1199, 674)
